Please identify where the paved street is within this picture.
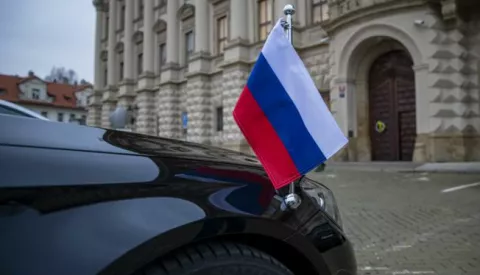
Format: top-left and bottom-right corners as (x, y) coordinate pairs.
(308, 169), (480, 275)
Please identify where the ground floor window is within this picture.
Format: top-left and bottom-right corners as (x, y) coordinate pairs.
(216, 106), (223, 132)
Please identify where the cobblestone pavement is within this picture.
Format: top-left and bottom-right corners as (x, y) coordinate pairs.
(307, 170), (480, 275)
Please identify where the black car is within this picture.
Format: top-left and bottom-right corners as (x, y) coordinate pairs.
(0, 114), (356, 275)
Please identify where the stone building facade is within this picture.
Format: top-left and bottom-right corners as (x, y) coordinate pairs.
(88, 0), (480, 162)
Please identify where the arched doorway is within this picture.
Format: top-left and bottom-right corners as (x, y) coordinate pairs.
(368, 50), (416, 161)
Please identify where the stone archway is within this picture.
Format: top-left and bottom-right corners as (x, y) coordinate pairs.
(334, 24), (424, 161)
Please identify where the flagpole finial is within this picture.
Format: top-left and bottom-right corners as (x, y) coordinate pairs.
(283, 4), (295, 43)
(283, 4), (295, 16)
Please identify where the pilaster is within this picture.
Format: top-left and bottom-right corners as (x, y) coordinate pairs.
(166, 0), (179, 64)
(87, 89), (103, 127)
(117, 79), (136, 112)
(107, 0), (117, 86)
(194, 0), (210, 53)
(143, 0), (155, 75)
(157, 82), (181, 139)
(185, 73), (212, 144)
(158, 58), (182, 139)
(123, 0), (134, 80)
(219, 61), (251, 153)
(135, 73), (157, 136)
(101, 85), (118, 128)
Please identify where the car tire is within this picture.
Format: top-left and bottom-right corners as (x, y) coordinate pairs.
(142, 241), (294, 275)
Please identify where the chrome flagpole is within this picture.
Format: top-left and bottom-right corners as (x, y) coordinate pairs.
(282, 4), (302, 210)
(283, 4), (295, 44)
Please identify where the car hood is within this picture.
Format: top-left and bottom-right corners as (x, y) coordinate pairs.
(0, 115), (291, 218)
(0, 115), (261, 167)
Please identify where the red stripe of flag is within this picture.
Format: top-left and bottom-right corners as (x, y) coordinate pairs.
(232, 86), (300, 189)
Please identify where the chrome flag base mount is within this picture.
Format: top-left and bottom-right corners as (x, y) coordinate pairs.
(284, 193), (302, 209)
(282, 3), (302, 211)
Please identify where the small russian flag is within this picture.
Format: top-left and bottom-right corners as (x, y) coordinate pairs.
(232, 19), (348, 190)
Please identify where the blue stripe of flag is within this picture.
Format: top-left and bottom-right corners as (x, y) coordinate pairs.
(246, 53), (327, 174)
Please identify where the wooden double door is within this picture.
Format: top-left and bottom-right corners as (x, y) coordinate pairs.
(368, 50), (416, 161)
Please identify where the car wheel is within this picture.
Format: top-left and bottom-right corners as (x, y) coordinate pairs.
(142, 241), (294, 275)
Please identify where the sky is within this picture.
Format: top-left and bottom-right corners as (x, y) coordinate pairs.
(0, 0), (95, 82)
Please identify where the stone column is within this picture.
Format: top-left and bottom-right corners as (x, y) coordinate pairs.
(326, 78), (352, 161)
(107, 0), (117, 86)
(142, 0), (154, 75)
(186, 76), (212, 144)
(184, 0), (213, 144)
(221, 64), (251, 153)
(220, 0), (251, 153)
(296, 0), (306, 27)
(123, 0), (134, 81)
(101, 0), (119, 128)
(157, 83), (181, 138)
(88, 0), (105, 127)
(230, 0), (248, 42)
(135, 0), (157, 135)
(157, 0), (181, 139)
(117, 0), (135, 130)
(412, 64), (429, 163)
(166, 0), (179, 65)
(194, 0), (209, 54)
(93, 3), (103, 90)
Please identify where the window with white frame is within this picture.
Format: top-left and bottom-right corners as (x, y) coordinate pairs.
(258, 0), (273, 41)
(120, 4), (125, 30)
(159, 43), (166, 68)
(217, 16), (228, 54)
(137, 53), (143, 75)
(185, 31), (194, 62)
(120, 61), (124, 80)
(138, 0), (144, 18)
(32, 88), (40, 100)
(312, 0), (329, 23)
(105, 15), (109, 39)
(104, 68), (108, 87)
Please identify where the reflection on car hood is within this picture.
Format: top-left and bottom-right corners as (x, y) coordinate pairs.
(0, 115), (261, 167)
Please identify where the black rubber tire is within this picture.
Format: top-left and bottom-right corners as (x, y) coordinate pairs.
(142, 241), (294, 275)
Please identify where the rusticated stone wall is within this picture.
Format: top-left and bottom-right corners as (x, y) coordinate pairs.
(185, 75), (212, 144)
(157, 83), (181, 139)
(100, 102), (116, 128)
(135, 90), (157, 135)
(300, 45), (331, 92)
(424, 16), (480, 161)
(87, 91), (102, 127)
(221, 63), (251, 152)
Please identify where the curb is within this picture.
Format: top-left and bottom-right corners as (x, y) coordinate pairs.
(319, 162), (480, 174)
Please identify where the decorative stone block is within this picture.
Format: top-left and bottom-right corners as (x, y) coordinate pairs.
(135, 89), (157, 136)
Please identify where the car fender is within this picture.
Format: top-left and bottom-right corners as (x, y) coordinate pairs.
(99, 215), (306, 275)
(0, 197), (206, 275)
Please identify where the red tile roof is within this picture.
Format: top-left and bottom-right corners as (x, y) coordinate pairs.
(0, 73), (92, 110)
